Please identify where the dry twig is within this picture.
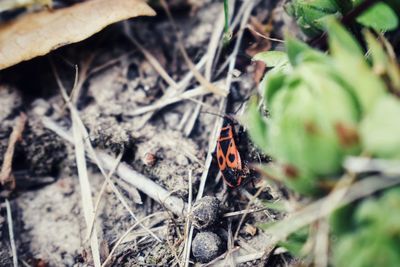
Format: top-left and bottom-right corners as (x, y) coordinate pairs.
(0, 113), (27, 192)
(123, 22), (179, 90)
(314, 219), (329, 267)
(5, 199), (18, 267)
(182, 170), (193, 267)
(71, 102), (102, 267)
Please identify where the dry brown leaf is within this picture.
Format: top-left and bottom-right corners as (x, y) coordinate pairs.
(0, 0), (52, 13)
(0, 0), (155, 70)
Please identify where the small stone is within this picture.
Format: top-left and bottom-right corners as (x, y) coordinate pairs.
(143, 152), (157, 167)
(176, 154), (188, 165)
(191, 196), (221, 230)
(192, 232), (223, 263)
(244, 223), (257, 236)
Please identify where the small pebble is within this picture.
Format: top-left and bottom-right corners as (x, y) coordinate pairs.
(143, 152), (157, 167)
(176, 154), (188, 165)
(191, 196), (221, 230)
(192, 232), (223, 263)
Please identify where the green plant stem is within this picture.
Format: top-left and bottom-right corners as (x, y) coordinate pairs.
(224, 0), (229, 34)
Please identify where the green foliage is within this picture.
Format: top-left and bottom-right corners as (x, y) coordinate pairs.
(333, 188), (400, 267)
(285, 0), (340, 37)
(286, 0), (399, 36)
(252, 51), (288, 68)
(285, 36), (328, 66)
(252, 1), (400, 265)
(249, 20), (400, 195)
(356, 2), (398, 31)
(245, 99), (269, 150)
(266, 62), (360, 194)
(360, 96), (400, 159)
(250, 17), (400, 267)
(251, 21), (377, 195)
(365, 31), (400, 91)
(223, 0), (232, 44)
(327, 19), (387, 114)
(278, 227), (309, 257)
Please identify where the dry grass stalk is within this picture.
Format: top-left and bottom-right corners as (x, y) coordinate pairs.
(86, 151), (124, 243)
(183, 6), (226, 137)
(5, 199), (18, 267)
(182, 170), (193, 267)
(160, 0), (227, 98)
(314, 218), (330, 267)
(234, 186), (264, 240)
(71, 113), (102, 267)
(123, 22), (179, 90)
(135, 55), (208, 128)
(213, 175), (400, 265)
(102, 212), (168, 267)
(128, 80), (225, 116)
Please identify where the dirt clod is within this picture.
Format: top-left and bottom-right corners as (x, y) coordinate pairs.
(18, 119), (66, 177)
(191, 196), (221, 230)
(192, 231), (223, 263)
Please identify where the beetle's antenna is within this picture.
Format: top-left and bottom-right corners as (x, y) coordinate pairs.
(200, 111), (226, 118)
(201, 111), (241, 124)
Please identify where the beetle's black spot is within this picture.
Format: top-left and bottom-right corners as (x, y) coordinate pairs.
(228, 153), (235, 163)
(218, 156), (224, 165)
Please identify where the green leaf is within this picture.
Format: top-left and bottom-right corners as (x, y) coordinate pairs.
(278, 240), (305, 257)
(243, 100), (269, 153)
(285, 0), (341, 36)
(253, 51), (288, 68)
(356, 2), (398, 31)
(327, 19), (387, 114)
(330, 205), (356, 235)
(262, 71), (287, 108)
(333, 188), (400, 267)
(365, 30), (400, 90)
(355, 197), (381, 224)
(360, 95), (400, 159)
(327, 18), (363, 58)
(286, 36), (328, 66)
(365, 30), (388, 71)
(278, 227), (309, 257)
(286, 36), (314, 66)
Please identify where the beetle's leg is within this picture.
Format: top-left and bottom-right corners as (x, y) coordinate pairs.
(251, 178), (256, 188)
(211, 150), (217, 164)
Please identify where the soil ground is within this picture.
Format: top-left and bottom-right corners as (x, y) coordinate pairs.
(0, 0), (296, 266)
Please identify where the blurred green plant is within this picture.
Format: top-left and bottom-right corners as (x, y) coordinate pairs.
(246, 19), (400, 195)
(285, 0), (398, 37)
(223, 0), (232, 44)
(248, 17), (400, 267)
(332, 187), (400, 267)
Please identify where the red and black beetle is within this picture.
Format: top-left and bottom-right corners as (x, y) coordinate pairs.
(215, 116), (247, 188)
